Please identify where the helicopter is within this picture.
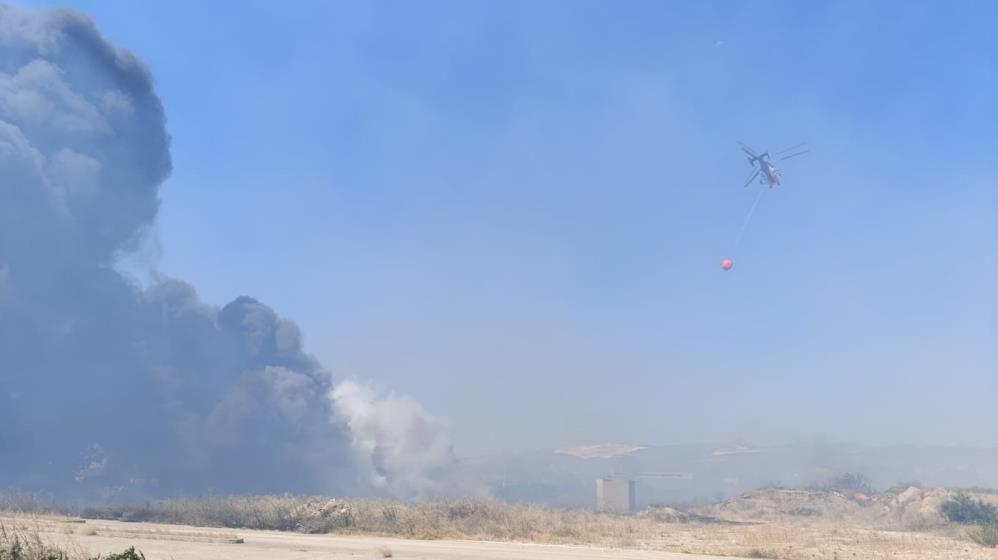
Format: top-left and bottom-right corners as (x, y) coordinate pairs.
(738, 141), (809, 188)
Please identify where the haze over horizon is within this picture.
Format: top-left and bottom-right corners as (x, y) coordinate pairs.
(8, 0), (996, 480)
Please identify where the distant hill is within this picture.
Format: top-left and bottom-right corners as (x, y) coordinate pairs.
(451, 441), (998, 507)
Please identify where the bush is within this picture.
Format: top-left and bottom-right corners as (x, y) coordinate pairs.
(940, 494), (998, 525)
(92, 548), (145, 560)
(968, 524), (998, 548)
(820, 473), (874, 495)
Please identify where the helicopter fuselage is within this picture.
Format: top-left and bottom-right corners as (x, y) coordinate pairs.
(750, 154), (781, 187)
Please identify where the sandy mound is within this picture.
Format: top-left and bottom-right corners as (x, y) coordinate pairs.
(694, 487), (867, 523)
(690, 486), (998, 529)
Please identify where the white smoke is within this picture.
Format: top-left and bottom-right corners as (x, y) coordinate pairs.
(331, 381), (454, 499)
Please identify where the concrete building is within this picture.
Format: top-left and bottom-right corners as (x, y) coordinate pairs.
(595, 478), (635, 514)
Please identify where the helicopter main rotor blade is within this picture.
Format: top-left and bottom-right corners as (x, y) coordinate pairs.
(738, 141), (759, 157)
(776, 142), (807, 155)
(742, 168), (760, 188)
(779, 150), (809, 161)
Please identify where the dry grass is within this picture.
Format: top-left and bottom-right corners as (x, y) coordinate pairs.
(0, 518), (85, 560)
(0, 494), (63, 517)
(84, 497), (658, 545)
(72, 493), (998, 558)
(969, 524), (998, 548)
(0, 488), (984, 559)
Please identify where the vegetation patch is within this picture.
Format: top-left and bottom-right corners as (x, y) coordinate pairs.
(1, 522), (143, 560)
(967, 524), (998, 548)
(940, 494), (998, 525)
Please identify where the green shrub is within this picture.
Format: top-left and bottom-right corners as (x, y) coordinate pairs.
(940, 494), (998, 524)
(91, 548), (145, 560)
(0, 541), (144, 560)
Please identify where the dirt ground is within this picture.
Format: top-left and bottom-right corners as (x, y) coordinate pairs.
(10, 516), (735, 560)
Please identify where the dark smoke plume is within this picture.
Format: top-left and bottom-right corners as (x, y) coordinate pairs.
(0, 3), (451, 500)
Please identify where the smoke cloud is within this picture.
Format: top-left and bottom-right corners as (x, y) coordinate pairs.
(331, 381), (454, 499)
(0, 3), (450, 500)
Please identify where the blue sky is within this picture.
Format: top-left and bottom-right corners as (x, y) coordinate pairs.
(27, 0), (996, 454)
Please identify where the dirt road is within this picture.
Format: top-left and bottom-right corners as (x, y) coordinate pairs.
(21, 516), (740, 560)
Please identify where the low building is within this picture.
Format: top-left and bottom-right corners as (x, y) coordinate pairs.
(596, 478), (635, 514)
